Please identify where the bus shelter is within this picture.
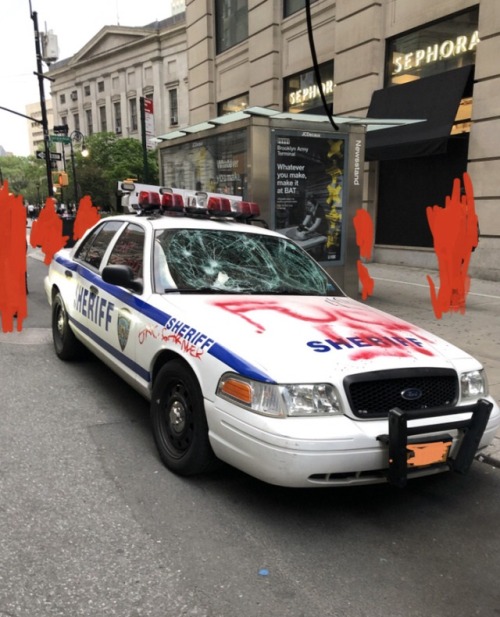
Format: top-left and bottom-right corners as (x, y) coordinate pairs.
(156, 107), (419, 296)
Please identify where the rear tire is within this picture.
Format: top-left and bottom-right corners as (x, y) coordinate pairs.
(151, 360), (217, 476)
(52, 292), (82, 360)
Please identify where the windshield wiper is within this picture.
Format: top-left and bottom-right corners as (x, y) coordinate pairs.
(162, 287), (243, 294)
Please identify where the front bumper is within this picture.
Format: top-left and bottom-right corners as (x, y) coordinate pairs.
(377, 398), (493, 487)
(206, 396), (500, 488)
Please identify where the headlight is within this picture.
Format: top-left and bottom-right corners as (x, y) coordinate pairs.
(216, 374), (343, 417)
(460, 369), (488, 401)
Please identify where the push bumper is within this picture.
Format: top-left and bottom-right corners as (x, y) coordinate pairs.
(377, 398), (493, 487)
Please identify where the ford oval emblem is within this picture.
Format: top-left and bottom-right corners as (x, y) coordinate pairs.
(401, 388), (423, 401)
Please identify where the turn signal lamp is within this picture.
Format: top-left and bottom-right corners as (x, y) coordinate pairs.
(219, 377), (253, 405)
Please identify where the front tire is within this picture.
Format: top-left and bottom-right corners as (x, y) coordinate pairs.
(151, 360), (217, 476)
(52, 292), (82, 360)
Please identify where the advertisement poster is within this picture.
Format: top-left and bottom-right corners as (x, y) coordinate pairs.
(272, 130), (345, 264)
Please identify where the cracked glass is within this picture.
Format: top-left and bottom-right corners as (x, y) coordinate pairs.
(153, 228), (341, 295)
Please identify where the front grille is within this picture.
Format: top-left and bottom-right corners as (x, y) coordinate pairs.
(344, 368), (459, 418)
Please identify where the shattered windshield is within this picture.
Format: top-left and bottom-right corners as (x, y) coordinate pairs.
(153, 228), (341, 295)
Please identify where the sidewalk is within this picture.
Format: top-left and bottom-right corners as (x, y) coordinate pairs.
(364, 262), (500, 468)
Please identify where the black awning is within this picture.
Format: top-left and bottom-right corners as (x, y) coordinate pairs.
(365, 65), (472, 161)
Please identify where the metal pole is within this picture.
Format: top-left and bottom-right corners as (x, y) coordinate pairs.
(140, 97), (149, 183)
(70, 138), (78, 207)
(30, 8), (53, 197)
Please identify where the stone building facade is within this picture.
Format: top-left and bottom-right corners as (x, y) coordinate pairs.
(180, 0), (499, 280)
(46, 1), (500, 280)
(47, 13), (188, 149)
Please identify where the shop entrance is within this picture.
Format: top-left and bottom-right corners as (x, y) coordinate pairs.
(375, 136), (469, 247)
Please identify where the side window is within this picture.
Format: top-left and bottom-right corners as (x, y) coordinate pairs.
(107, 223), (145, 280)
(75, 221), (123, 270)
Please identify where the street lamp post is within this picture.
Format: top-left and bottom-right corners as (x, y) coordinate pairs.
(69, 130), (88, 209)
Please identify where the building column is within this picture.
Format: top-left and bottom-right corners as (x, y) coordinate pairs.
(467, 0), (500, 280)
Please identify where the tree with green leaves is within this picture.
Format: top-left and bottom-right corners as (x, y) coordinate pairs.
(0, 155), (47, 205)
(75, 133), (159, 211)
(0, 132), (159, 212)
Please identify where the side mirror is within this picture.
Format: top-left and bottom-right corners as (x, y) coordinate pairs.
(102, 264), (143, 293)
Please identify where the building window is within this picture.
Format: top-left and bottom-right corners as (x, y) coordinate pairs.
(86, 109), (93, 135)
(60, 93), (66, 105)
(98, 81), (105, 93)
(114, 102), (122, 134)
(61, 116), (67, 127)
(84, 85), (91, 96)
(284, 0), (317, 18)
(73, 113), (80, 131)
(129, 98), (138, 131)
(284, 62), (334, 114)
(169, 89), (178, 126)
(218, 93), (249, 116)
(215, 0), (248, 54)
(99, 106), (107, 132)
(112, 76), (119, 90)
(70, 90), (78, 101)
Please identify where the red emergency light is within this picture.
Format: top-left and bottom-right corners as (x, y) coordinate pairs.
(161, 192), (185, 213)
(237, 201), (260, 219)
(138, 191), (161, 210)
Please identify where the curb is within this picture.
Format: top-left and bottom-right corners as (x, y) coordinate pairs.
(476, 452), (500, 469)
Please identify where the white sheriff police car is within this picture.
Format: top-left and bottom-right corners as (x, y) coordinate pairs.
(45, 186), (500, 488)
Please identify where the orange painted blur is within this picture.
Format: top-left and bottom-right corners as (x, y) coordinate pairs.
(426, 173), (479, 319)
(353, 208), (375, 300)
(406, 441), (451, 467)
(0, 182), (28, 332)
(30, 197), (69, 265)
(73, 195), (101, 241)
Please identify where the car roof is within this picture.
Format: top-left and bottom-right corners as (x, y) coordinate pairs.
(106, 213), (281, 237)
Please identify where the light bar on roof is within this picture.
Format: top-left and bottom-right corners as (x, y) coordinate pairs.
(138, 190), (161, 210)
(161, 191), (184, 212)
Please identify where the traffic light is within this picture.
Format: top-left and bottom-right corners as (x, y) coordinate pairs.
(52, 171), (69, 187)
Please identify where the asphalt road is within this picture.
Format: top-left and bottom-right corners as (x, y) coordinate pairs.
(0, 253), (499, 617)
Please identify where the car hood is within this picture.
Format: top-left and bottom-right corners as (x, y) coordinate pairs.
(160, 294), (475, 383)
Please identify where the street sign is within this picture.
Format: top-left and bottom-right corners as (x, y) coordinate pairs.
(36, 151), (62, 161)
(50, 135), (71, 144)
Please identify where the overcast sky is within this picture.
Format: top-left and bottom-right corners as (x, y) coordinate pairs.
(0, 0), (172, 156)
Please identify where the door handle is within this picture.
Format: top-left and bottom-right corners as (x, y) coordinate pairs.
(90, 285), (99, 295)
(64, 270), (73, 278)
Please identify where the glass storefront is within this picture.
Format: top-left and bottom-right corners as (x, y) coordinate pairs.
(161, 129), (248, 197)
(373, 8), (479, 250)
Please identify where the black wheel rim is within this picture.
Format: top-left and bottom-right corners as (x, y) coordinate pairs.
(53, 300), (65, 349)
(55, 303), (65, 338)
(160, 380), (194, 458)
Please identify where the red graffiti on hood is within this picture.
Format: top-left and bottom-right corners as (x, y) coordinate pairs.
(214, 297), (435, 359)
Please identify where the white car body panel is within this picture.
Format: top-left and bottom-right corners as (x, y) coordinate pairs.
(45, 213), (500, 487)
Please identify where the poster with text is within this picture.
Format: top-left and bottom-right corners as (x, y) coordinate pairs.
(272, 130), (346, 264)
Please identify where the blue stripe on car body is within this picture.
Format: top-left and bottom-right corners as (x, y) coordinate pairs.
(55, 254), (274, 385)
